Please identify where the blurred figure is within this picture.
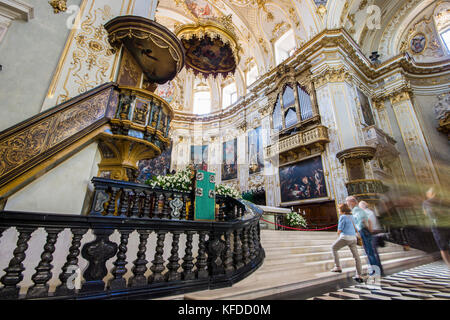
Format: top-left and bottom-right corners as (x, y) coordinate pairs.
(330, 203), (364, 283)
(346, 196), (383, 276)
(423, 186), (450, 267)
(360, 201), (385, 276)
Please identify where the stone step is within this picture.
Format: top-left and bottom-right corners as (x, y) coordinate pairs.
(264, 246), (415, 265)
(182, 254), (435, 300)
(258, 250), (420, 274)
(261, 239), (341, 247)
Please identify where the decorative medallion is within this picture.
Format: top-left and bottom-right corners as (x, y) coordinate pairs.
(169, 196), (184, 218)
(410, 33), (426, 54)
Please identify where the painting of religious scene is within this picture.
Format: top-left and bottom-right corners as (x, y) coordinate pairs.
(222, 138), (237, 181)
(248, 126), (264, 175)
(155, 81), (175, 104)
(184, 0), (217, 19)
(357, 88), (375, 126)
(136, 146), (172, 183)
(279, 156), (327, 203)
(191, 145), (208, 171)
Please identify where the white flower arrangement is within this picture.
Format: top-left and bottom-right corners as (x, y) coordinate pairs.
(215, 184), (242, 199)
(146, 166), (242, 199)
(145, 166), (193, 192)
(286, 211), (307, 228)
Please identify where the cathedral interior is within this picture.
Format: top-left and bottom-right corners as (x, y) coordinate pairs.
(0, 0), (448, 301)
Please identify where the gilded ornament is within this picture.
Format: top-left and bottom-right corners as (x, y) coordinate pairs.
(49, 0), (67, 14)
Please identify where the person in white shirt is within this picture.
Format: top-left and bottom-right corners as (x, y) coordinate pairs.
(359, 201), (385, 276)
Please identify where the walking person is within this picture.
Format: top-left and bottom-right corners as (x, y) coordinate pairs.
(423, 186), (450, 267)
(330, 204), (364, 283)
(359, 200), (385, 276)
(346, 196), (382, 276)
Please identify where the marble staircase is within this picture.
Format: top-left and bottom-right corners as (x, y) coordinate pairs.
(166, 230), (439, 300)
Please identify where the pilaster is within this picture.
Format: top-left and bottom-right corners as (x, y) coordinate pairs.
(388, 89), (440, 186)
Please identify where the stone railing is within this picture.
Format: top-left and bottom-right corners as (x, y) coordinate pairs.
(0, 194), (264, 300)
(265, 125), (329, 159)
(90, 177), (246, 221)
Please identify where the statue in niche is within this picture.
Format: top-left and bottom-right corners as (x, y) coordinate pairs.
(118, 95), (133, 120)
(133, 101), (149, 125)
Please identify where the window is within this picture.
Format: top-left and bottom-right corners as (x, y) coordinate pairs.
(274, 29), (296, 65)
(440, 28), (450, 53)
(222, 82), (237, 109)
(193, 91), (211, 115)
(247, 65), (258, 86)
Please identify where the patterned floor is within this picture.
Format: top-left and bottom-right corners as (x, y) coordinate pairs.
(311, 261), (450, 300)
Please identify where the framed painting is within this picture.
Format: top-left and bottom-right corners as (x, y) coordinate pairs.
(248, 126), (264, 175)
(191, 145), (208, 171)
(222, 138), (237, 181)
(137, 146), (172, 183)
(279, 156), (328, 203)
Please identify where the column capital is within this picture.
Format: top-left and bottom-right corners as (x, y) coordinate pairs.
(312, 65), (353, 88)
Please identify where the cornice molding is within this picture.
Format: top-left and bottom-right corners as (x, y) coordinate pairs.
(0, 0), (33, 43)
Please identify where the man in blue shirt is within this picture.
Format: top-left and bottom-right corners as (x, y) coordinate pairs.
(346, 196), (384, 276)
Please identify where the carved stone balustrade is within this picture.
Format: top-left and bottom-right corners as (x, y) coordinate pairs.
(0, 198), (263, 300)
(264, 125), (329, 164)
(90, 177), (246, 222)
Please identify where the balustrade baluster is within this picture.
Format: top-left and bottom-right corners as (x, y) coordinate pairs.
(0, 227), (36, 299)
(119, 188), (131, 216)
(80, 229), (117, 292)
(128, 230), (151, 288)
(181, 231), (195, 280)
(149, 230), (167, 283)
(248, 225), (256, 261)
(241, 228), (250, 265)
(130, 190), (141, 218)
(55, 228), (88, 296)
(143, 192), (152, 218)
(166, 231), (181, 281)
(196, 231), (208, 279)
(161, 192), (171, 219)
(207, 232), (225, 275)
(108, 229), (132, 290)
(222, 231), (234, 275)
(106, 187), (119, 216)
(253, 224), (260, 257)
(180, 194), (188, 220)
(233, 229), (244, 270)
(26, 227), (63, 298)
(157, 193), (165, 218)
